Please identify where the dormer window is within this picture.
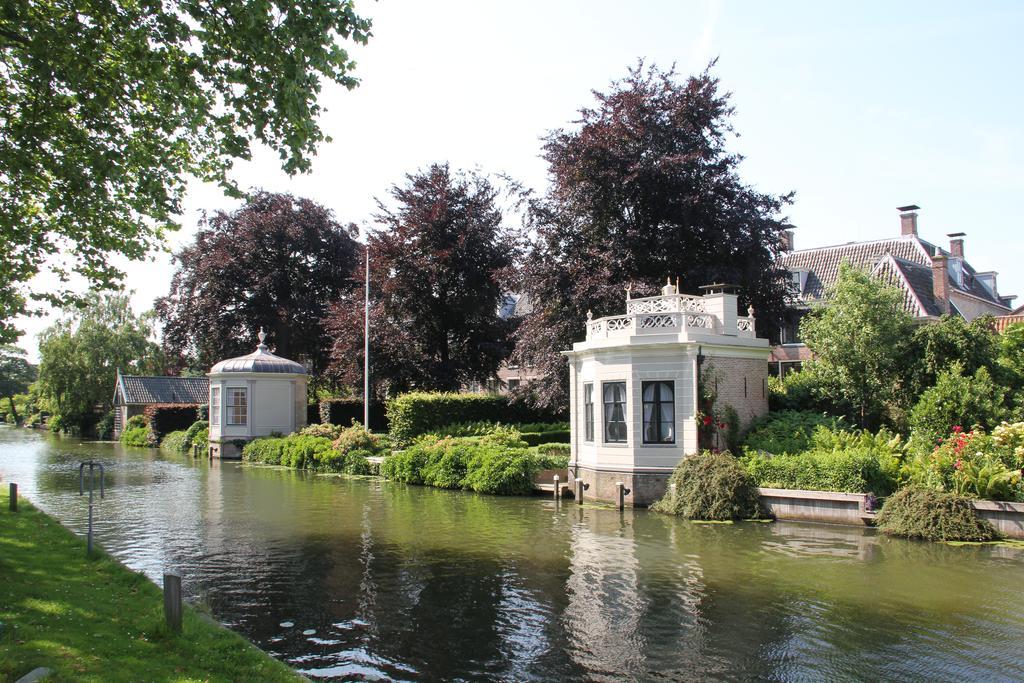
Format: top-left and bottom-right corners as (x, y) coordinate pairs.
(947, 258), (964, 288)
(788, 269), (808, 295)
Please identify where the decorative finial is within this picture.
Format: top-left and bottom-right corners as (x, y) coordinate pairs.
(586, 309), (593, 321)
(257, 327), (268, 350)
(625, 283), (632, 301)
(747, 305), (755, 318)
(666, 276), (671, 286)
(676, 275), (680, 292)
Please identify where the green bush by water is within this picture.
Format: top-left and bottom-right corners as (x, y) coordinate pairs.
(876, 487), (999, 542)
(651, 451), (761, 520)
(161, 430), (191, 453)
(380, 429), (542, 495)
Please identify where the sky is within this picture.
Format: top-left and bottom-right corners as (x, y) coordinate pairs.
(16, 0), (1024, 359)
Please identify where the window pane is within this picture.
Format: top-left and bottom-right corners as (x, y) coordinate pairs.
(603, 381), (627, 443)
(642, 380), (674, 444)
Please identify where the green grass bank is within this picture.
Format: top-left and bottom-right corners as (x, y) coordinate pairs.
(0, 488), (300, 682)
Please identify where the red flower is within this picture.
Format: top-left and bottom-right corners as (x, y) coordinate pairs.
(702, 415), (713, 426)
(954, 459), (962, 470)
(952, 425), (963, 433)
(717, 422), (727, 429)
(937, 437), (944, 443)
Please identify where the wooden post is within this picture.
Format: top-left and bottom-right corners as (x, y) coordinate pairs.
(163, 573), (183, 633)
(617, 481), (625, 511)
(576, 478), (584, 505)
(9, 483), (16, 512)
(553, 475), (559, 500)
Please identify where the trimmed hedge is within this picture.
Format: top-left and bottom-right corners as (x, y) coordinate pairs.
(742, 448), (897, 495)
(387, 392), (564, 446)
(143, 404), (203, 441)
(876, 487), (999, 542)
(319, 398), (388, 432)
(652, 451), (760, 520)
(185, 420), (208, 445)
(537, 443), (570, 456)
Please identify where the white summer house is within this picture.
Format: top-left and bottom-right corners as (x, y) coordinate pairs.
(563, 281), (770, 506)
(207, 329), (308, 459)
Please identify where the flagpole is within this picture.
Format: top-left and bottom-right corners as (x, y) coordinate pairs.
(363, 244), (370, 429)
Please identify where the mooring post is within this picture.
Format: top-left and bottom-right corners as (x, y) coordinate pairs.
(9, 483), (17, 512)
(616, 482), (625, 511)
(163, 572), (183, 633)
(553, 474), (560, 501)
(576, 477), (584, 505)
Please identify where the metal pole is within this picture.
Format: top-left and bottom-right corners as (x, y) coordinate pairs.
(9, 483), (16, 512)
(553, 474), (560, 501)
(363, 245), (370, 429)
(576, 478), (584, 505)
(617, 482), (625, 511)
(87, 465), (95, 555)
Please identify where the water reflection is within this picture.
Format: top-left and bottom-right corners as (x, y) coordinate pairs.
(2, 426), (1024, 681)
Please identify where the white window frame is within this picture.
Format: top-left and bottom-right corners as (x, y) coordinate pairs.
(210, 386), (221, 426)
(227, 387), (248, 426)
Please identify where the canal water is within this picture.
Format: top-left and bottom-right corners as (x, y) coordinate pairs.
(3, 426), (1024, 681)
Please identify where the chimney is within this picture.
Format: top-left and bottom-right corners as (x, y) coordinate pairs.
(780, 229), (794, 252)
(948, 232), (965, 259)
(898, 204), (920, 236)
(931, 253), (950, 315)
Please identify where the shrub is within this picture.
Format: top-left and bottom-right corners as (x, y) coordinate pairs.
(651, 451), (760, 520)
(767, 370), (838, 413)
(95, 411), (115, 440)
(909, 363), (1008, 448)
(537, 442), (570, 456)
(535, 452), (569, 470)
(876, 487), (999, 542)
(242, 437), (288, 465)
(462, 447), (538, 495)
(421, 440), (472, 489)
(143, 404), (203, 441)
(278, 435), (334, 469)
(161, 430), (191, 453)
(332, 422), (384, 456)
(125, 414), (147, 430)
(380, 443), (432, 485)
(520, 430), (570, 446)
(185, 420), (209, 448)
(386, 392), (564, 446)
(120, 425), (153, 447)
(742, 448), (896, 495)
(742, 410), (851, 455)
(900, 426), (1024, 501)
(301, 422), (344, 440)
(342, 449), (373, 475)
(425, 420), (569, 439)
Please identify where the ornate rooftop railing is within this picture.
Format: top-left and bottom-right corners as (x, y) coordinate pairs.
(585, 293), (758, 342)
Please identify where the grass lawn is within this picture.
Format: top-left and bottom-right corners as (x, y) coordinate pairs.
(0, 488), (301, 682)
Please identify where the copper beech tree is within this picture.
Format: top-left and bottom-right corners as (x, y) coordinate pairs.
(156, 192), (360, 379)
(324, 164), (519, 396)
(512, 63), (793, 409)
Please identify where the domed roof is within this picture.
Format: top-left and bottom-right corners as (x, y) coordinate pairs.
(210, 329), (306, 375)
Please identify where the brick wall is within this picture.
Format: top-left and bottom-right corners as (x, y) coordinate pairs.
(705, 355), (769, 431)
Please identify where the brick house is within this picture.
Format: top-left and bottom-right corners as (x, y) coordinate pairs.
(772, 206), (1017, 377)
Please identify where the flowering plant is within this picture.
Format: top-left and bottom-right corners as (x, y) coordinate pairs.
(901, 425), (1023, 501)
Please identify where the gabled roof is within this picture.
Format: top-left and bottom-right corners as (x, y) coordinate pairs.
(117, 374), (209, 405)
(781, 234), (1009, 317)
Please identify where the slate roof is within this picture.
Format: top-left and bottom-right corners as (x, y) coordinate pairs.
(117, 375), (209, 405)
(780, 234), (1010, 318)
(209, 341), (306, 374)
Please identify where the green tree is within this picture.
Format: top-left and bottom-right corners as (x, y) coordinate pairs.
(912, 314), (1000, 391)
(37, 293), (164, 433)
(908, 363), (1007, 447)
(799, 263), (917, 429)
(512, 63), (792, 408)
(0, 1), (372, 343)
(998, 322), (1024, 414)
(0, 345), (36, 423)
